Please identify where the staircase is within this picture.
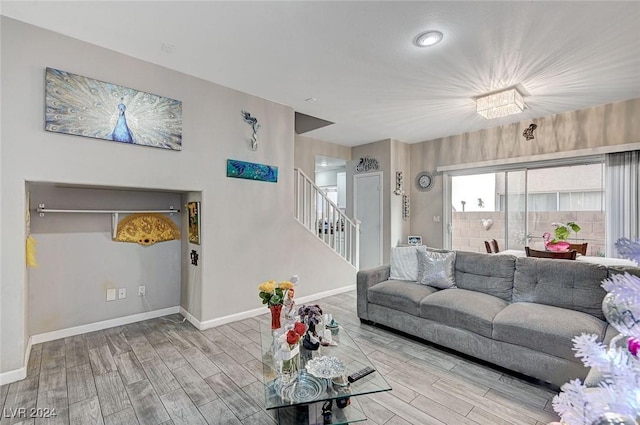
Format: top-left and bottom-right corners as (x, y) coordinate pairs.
(294, 169), (359, 268)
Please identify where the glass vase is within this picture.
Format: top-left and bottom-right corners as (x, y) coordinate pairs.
(279, 343), (300, 386)
(270, 304), (283, 330)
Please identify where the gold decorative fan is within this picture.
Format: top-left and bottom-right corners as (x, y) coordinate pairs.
(114, 213), (180, 246)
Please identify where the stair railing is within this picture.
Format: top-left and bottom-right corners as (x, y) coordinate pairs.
(294, 168), (359, 269)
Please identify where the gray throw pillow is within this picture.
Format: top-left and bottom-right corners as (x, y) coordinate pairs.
(390, 245), (427, 281)
(417, 249), (457, 289)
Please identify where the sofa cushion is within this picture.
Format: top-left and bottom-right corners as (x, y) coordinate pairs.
(419, 289), (508, 338)
(390, 245), (427, 281)
(514, 257), (608, 320)
(493, 302), (607, 361)
(368, 280), (439, 316)
(417, 249), (457, 289)
(454, 251), (516, 302)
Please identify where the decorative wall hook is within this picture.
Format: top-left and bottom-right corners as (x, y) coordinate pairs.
(190, 249), (199, 266)
(523, 123), (537, 141)
(402, 194), (410, 220)
(241, 110), (260, 150)
(394, 172), (404, 195)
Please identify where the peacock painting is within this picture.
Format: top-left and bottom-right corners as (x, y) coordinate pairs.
(45, 68), (182, 150)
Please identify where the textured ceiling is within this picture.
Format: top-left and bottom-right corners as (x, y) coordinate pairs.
(2, 1), (640, 147)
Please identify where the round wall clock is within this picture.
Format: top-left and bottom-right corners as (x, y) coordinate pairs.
(415, 172), (434, 192)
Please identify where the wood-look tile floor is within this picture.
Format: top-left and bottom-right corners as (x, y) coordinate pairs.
(0, 291), (561, 425)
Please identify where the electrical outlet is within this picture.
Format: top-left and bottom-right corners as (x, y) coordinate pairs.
(118, 288), (126, 299)
(106, 289), (116, 301)
(138, 285), (146, 296)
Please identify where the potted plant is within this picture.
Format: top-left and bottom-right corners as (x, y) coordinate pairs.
(543, 222), (581, 252)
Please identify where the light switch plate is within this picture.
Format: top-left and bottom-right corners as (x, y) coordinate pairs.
(118, 288), (126, 299)
(106, 289), (116, 301)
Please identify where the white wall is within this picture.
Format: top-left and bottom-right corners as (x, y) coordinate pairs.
(181, 192), (203, 321)
(316, 170), (340, 187)
(28, 185), (182, 335)
(294, 135), (351, 177)
(390, 139), (411, 247)
(0, 17), (356, 376)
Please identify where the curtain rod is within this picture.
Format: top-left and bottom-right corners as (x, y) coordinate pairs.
(37, 205), (180, 215)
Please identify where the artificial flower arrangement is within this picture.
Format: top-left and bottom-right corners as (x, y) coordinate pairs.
(258, 280), (294, 307)
(259, 280), (296, 329)
(298, 304), (323, 350)
(275, 321), (307, 383)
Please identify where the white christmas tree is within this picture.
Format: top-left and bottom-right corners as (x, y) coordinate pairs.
(552, 238), (640, 425)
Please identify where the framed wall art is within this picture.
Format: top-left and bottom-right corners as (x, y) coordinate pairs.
(187, 202), (200, 245)
(408, 235), (422, 246)
(45, 67), (183, 150)
(226, 159), (278, 183)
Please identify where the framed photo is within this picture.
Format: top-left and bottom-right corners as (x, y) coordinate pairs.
(408, 235), (422, 246)
(187, 202), (200, 245)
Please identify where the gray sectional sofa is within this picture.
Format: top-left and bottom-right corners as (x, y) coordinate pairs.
(356, 250), (635, 387)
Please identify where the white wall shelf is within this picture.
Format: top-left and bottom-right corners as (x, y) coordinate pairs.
(36, 204), (180, 238)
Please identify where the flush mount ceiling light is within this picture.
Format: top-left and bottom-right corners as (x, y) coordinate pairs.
(414, 31), (443, 47)
(476, 87), (525, 119)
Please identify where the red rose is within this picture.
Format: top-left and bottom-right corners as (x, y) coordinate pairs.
(294, 322), (307, 336)
(286, 329), (300, 345)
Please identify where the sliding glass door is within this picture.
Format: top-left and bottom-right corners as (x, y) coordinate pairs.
(505, 170), (527, 250)
(447, 160), (605, 254)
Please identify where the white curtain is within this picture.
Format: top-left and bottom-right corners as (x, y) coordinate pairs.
(605, 151), (640, 257)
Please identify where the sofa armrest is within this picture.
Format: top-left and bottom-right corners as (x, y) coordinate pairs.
(356, 265), (390, 320)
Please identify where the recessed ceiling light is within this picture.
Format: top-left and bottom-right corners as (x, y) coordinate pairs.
(414, 31), (443, 47)
(305, 97), (318, 102)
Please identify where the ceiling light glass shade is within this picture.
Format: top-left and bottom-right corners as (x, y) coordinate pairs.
(476, 88), (525, 119)
(414, 31), (443, 47)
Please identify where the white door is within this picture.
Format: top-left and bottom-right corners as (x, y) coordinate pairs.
(354, 172), (383, 270)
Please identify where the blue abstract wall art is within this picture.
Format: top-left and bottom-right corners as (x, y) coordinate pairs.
(226, 159), (278, 183)
(45, 67), (182, 151)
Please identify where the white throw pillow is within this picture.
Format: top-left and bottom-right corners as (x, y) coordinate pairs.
(417, 249), (457, 289)
(389, 245), (427, 281)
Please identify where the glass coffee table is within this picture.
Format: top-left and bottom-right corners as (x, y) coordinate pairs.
(260, 321), (392, 425)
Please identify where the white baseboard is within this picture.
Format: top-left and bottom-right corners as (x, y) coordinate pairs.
(1, 307), (179, 386)
(294, 284), (356, 305)
(0, 366), (26, 386)
(179, 307), (201, 329)
(2, 285), (356, 385)
(196, 284), (356, 330)
(0, 336), (32, 386)
(30, 306), (180, 345)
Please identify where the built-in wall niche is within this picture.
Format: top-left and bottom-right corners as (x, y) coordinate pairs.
(26, 182), (196, 337)
(315, 155), (347, 209)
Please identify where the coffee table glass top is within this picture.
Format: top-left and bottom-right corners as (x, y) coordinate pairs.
(260, 321), (392, 410)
